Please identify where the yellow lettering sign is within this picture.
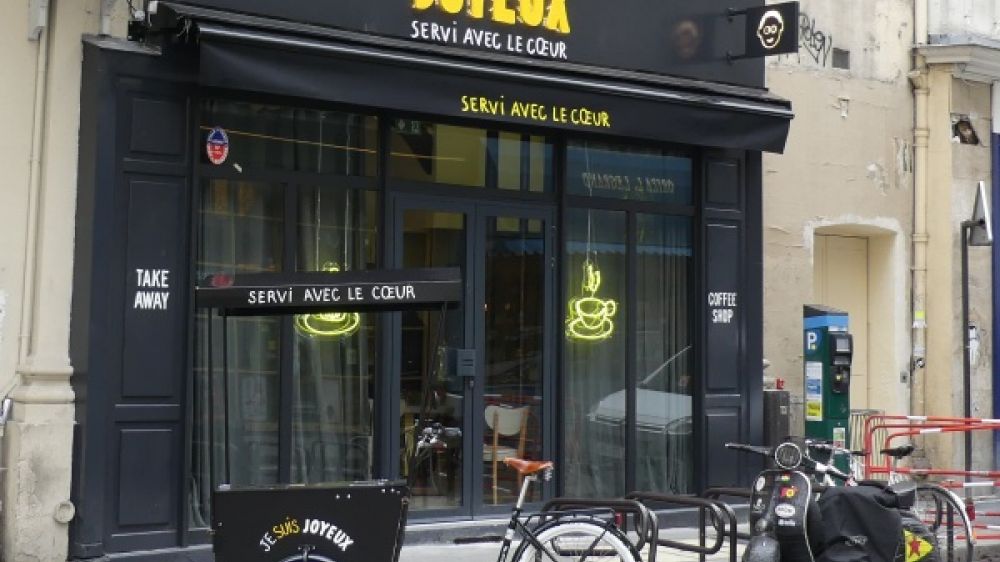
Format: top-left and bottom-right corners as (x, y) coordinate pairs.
(467, 0), (485, 17)
(493, 0), (517, 24)
(440, 0), (463, 14)
(518, 0), (544, 27)
(413, 0), (571, 35)
(544, 0), (571, 34)
(460, 95), (610, 129)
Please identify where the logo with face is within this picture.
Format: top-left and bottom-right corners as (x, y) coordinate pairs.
(756, 9), (785, 50)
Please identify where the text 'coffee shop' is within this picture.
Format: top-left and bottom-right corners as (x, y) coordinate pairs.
(69, 1), (795, 559)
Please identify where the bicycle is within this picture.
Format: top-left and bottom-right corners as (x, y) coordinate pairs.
(496, 457), (642, 562)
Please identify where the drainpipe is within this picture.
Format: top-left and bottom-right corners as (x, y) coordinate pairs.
(915, 0), (927, 48)
(99, 0), (117, 36)
(17, 0), (54, 374)
(909, 0), (929, 416)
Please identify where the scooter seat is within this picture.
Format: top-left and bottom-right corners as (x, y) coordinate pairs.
(880, 444), (915, 459)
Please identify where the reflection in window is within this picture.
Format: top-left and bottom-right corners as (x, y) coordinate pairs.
(565, 141), (692, 205)
(292, 187), (379, 484)
(562, 208), (627, 498)
(635, 214), (693, 493)
(484, 217), (545, 505)
(191, 179), (284, 528)
(400, 210), (467, 510)
(199, 99), (378, 176)
(389, 120), (553, 192)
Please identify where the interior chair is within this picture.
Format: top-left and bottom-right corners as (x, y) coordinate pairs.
(483, 404), (529, 504)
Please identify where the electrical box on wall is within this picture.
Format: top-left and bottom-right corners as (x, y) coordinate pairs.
(28, 0), (49, 40)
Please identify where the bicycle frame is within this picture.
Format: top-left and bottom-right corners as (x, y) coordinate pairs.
(495, 471), (623, 562)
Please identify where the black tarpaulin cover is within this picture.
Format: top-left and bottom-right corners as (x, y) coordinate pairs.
(193, 22), (793, 153)
(817, 486), (904, 562)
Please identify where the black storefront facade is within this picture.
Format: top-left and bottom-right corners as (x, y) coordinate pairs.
(69, 1), (792, 559)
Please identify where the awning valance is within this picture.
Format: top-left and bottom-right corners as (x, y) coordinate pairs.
(170, 6), (793, 153)
(195, 268), (462, 315)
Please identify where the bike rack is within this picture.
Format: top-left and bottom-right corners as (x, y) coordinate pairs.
(625, 491), (741, 562)
(700, 488), (752, 562)
(702, 488), (752, 541)
(912, 483), (976, 562)
(541, 498), (658, 562)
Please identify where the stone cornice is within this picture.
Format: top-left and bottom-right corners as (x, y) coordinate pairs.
(917, 42), (1000, 82)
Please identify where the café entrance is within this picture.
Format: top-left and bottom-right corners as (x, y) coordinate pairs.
(390, 195), (555, 517)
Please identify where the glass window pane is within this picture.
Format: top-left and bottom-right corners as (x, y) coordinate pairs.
(562, 208), (627, 498)
(199, 99), (378, 176)
(390, 121), (486, 187)
(565, 141), (693, 204)
(389, 120), (553, 191)
(635, 214), (694, 493)
(191, 179), (284, 527)
(484, 216), (545, 505)
(291, 187), (380, 484)
(497, 132), (522, 191)
(400, 210), (466, 510)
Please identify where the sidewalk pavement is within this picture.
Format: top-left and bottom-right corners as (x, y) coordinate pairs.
(400, 525), (1000, 562)
(400, 526), (746, 562)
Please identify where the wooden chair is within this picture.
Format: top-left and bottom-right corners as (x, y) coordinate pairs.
(483, 404), (529, 504)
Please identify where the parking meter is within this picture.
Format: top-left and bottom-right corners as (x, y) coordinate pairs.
(803, 305), (853, 475)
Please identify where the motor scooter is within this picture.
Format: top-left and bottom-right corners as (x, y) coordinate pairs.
(726, 438), (940, 562)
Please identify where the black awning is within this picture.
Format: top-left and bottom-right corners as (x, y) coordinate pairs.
(195, 267), (462, 314)
(188, 19), (792, 153)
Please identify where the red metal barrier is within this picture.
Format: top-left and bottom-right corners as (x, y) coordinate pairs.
(860, 415), (1000, 480)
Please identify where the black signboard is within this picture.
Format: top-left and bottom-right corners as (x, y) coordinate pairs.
(195, 267), (462, 314)
(213, 482), (409, 562)
(157, 0), (767, 87)
(740, 2), (799, 59)
(705, 224), (741, 390)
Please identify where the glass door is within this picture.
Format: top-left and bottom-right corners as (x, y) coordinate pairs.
(474, 208), (552, 513)
(393, 200), (473, 515)
(391, 195), (553, 517)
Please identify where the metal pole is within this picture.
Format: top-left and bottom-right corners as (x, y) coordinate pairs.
(993, 134), (1000, 470)
(962, 222), (973, 484)
(222, 310), (231, 485)
(207, 311), (215, 492)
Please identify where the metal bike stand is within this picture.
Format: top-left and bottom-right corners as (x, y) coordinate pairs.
(625, 492), (738, 562)
(540, 498), (657, 562)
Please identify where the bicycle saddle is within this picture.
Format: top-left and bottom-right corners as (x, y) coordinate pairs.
(880, 444), (915, 459)
(504, 458), (553, 475)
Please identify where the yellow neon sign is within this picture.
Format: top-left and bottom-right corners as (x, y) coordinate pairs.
(566, 260), (618, 342)
(294, 263), (362, 338)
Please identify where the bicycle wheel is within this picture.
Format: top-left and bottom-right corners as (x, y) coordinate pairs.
(911, 484), (974, 562)
(511, 520), (641, 562)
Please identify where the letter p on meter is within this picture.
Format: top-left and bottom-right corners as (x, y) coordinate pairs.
(806, 331), (818, 351)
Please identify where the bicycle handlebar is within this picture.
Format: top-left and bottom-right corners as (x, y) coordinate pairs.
(724, 442), (772, 456)
(805, 441), (862, 456)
